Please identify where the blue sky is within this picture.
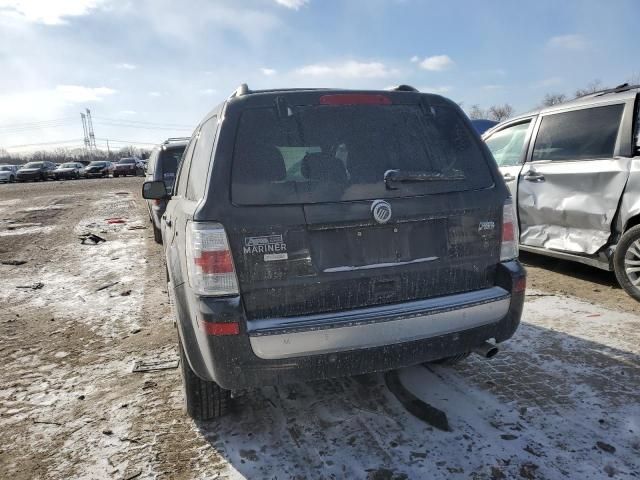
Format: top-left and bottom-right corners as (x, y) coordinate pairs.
(0, 0), (638, 152)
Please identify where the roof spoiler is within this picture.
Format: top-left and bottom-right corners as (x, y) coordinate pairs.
(387, 85), (419, 92)
(229, 83), (250, 99)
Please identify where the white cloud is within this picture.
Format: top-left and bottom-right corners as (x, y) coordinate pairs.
(199, 88), (217, 95)
(55, 85), (116, 102)
(535, 77), (563, 88)
(410, 56), (420, 63)
(115, 63), (137, 70)
(419, 85), (452, 94)
(547, 34), (587, 50)
(148, 91), (162, 97)
(296, 61), (398, 79)
(419, 55), (454, 72)
(0, 0), (105, 25)
(275, 0), (308, 9)
(0, 85), (116, 125)
(261, 67), (277, 76)
(482, 84), (504, 90)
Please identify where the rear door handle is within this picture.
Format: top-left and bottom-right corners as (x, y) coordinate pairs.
(502, 173), (516, 182)
(524, 172), (545, 182)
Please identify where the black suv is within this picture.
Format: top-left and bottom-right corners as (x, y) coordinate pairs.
(16, 161), (57, 182)
(144, 138), (188, 243)
(143, 85), (526, 419)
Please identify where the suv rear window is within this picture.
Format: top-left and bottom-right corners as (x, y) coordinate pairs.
(231, 103), (493, 205)
(158, 146), (185, 188)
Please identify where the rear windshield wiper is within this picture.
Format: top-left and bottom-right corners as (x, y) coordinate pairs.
(384, 169), (465, 190)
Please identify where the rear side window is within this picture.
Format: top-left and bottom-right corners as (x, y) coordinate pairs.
(231, 103), (493, 205)
(158, 146), (185, 190)
(147, 149), (158, 175)
(175, 135), (198, 197)
(186, 116), (217, 201)
(532, 104), (624, 161)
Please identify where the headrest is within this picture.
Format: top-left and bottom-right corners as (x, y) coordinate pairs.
(301, 152), (347, 184)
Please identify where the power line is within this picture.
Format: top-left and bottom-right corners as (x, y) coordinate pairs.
(92, 116), (193, 128)
(0, 117), (77, 129)
(95, 137), (158, 145)
(2, 139), (87, 149)
(94, 121), (192, 131)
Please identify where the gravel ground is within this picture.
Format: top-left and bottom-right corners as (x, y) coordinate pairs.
(0, 178), (638, 480)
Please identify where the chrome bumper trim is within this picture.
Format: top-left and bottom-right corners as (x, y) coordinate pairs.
(248, 287), (511, 360)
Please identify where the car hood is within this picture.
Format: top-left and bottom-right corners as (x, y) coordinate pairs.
(18, 169), (40, 173)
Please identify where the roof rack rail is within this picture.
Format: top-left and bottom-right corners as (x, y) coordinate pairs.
(229, 83), (250, 98)
(162, 137), (190, 144)
(592, 82), (640, 97)
(388, 85), (419, 92)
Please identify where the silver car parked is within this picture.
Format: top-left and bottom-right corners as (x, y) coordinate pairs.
(0, 165), (18, 183)
(483, 83), (640, 301)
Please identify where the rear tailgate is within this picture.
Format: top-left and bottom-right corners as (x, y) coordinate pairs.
(228, 197), (500, 320)
(225, 93), (502, 320)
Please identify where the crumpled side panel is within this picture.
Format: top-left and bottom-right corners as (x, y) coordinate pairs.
(518, 159), (631, 254)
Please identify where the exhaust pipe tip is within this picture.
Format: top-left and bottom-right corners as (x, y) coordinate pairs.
(473, 341), (499, 359)
(484, 345), (499, 358)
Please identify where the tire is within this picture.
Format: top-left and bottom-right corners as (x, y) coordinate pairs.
(179, 338), (231, 420)
(113, 173), (119, 178)
(153, 223), (162, 244)
(613, 224), (640, 302)
(428, 352), (471, 366)
(9, 175), (14, 183)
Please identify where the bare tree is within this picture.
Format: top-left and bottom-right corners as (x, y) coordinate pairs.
(627, 72), (640, 85)
(468, 104), (487, 120)
(541, 93), (567, 107)
(574, 79), (606, 98)
(488, 104), (514, 122)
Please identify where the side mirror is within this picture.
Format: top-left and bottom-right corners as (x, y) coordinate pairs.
(142, 180), (169, 200)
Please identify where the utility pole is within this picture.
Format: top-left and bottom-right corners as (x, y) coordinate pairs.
(85, 108), (97, 150)
(106, 139), (111, 157)
(80, 113), (91, 160)
(81, 113), (89, 150)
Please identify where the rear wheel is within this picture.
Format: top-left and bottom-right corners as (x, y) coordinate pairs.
(9, 175), (14, 183)
(153, 223), (162, 244)
(179, 338), (231, 420)
(113, 173), (119, 178)
(613, 225), (640, 302)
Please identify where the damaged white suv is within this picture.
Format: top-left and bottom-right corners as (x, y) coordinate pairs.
(483, 83), (640, 301)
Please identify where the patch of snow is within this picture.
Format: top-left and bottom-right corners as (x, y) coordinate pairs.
(0, 225), (54, 236)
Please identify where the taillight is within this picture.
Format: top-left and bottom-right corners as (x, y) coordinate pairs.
(186, 222), (239, 296)
(319, 94), (392, 105)
(500, 198), (519, 261)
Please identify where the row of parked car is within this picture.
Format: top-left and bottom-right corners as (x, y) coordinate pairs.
(0, 157), (148, 183)
(138, 82), (640, 420)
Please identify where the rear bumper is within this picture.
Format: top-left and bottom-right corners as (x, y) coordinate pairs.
(54, 172), (77, 179)
(248, 287), (510, 359)
(16, 173), (41, 181)
(176, 260), (526, 390)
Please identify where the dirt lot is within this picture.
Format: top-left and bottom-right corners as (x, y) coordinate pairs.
(0, 178), (638, 480)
